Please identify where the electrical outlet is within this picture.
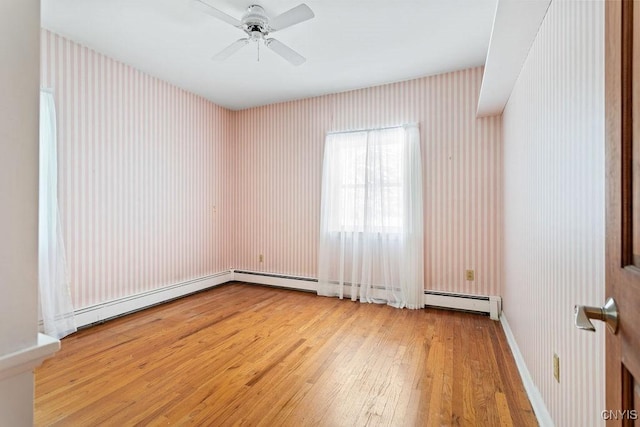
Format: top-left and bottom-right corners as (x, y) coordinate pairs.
(259, 254), (264, 263)
(465, 270), (475, 281)
(553, 353), (560, 383)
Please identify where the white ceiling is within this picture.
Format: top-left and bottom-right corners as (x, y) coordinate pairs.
(41, 0), (498, 110)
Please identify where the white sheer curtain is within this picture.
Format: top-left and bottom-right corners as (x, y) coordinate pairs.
(39, 90), (77, 338)
(317, 124), (424, 309)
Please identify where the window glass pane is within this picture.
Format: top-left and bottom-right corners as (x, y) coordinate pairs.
(326, 127), (405, 233)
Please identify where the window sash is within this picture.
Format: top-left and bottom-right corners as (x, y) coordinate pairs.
(325, 126), (405, 233)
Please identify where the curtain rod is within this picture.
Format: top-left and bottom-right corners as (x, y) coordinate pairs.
(327, 122), (418, 136)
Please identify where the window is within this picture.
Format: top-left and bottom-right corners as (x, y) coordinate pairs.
(317, 123), (424, 309)
(323, 126), (406, 233)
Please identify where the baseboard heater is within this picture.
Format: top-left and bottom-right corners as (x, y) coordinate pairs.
(233, 270), (317, 282)
(424, 291), (501, 320)
(233, 270), (318, 293)
(57, 270), (500, 330)
(69, 271), (233, 329)
(234, 270), (501, 320)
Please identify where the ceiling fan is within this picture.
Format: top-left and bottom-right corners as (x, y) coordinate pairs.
(193, 1), (315, 66)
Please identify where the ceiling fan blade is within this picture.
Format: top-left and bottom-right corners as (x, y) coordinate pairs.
(269, 4), (315, 32)
(212, 38), (249, 60)
(192, 0), (242, 28)
(265, 38), (306, 66)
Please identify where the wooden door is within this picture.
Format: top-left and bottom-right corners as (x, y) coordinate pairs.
(606, 0), (640, 425)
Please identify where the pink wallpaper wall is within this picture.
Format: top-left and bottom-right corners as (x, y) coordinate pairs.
(233, 67), (503, 296)
(42, 29), (503, 309)
(502, 1), (605, 425)
(41, 30), (235, 309)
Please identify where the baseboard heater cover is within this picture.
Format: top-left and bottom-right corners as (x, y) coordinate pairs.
(232, 270), (318, 292)
(63, 270), (500, 329)
(71, 270), (233, 329)
(233, 270), (317, 282)
(234, 271), (501, 320)
(424, 291), (501, 320)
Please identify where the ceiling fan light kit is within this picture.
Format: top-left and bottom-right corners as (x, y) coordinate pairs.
(194, 1), (314, 66)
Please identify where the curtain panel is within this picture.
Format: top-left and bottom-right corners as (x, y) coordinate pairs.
(39, 90), (77, 338)
(317, 124), (424, 309)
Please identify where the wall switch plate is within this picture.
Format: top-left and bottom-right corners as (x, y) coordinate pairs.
(553, 353), (560, 383)
(259, 254), (264, 263)
(465, 270), (475, 281)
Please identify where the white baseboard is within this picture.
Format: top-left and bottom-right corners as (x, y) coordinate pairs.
(73, 270), (233, 328)
(500, 314), (554, 427)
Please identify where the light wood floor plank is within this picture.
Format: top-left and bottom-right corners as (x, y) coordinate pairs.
(35, 282), (537, 426)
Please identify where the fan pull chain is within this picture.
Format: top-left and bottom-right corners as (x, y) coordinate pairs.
(257, 41), (260, 62)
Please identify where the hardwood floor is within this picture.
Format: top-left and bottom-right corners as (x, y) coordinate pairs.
(35, 282), (537, 426)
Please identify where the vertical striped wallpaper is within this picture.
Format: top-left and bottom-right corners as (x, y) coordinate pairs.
(40, 30), (235, 309)
(234, 67), (503, 296)
(502, 1), (605, 426)
(41, 29), (503, 308)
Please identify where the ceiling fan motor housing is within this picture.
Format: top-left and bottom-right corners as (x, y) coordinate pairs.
(243, 5), (269, 38)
